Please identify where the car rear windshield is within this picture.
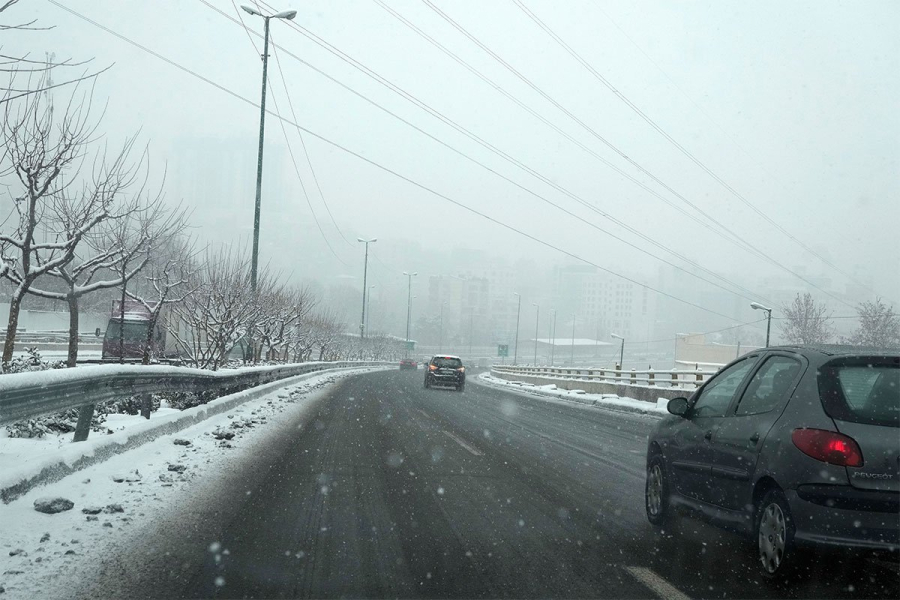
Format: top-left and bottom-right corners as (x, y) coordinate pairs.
(818, 357), (899, 427)
(432, 357), (462, 368)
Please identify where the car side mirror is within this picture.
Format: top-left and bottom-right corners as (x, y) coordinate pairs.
(667, 397), (690, 417)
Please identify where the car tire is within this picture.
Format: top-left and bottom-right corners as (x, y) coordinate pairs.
(645, 455), (673, 528)
(457, 383), (465, 392)
(754, 488), (796, 580)
(424, 378), (430, 389)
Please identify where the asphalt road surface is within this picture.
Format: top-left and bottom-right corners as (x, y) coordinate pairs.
(82, 369), (899, 599)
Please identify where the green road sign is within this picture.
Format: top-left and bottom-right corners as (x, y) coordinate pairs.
(405, 341), (416, 351)
(497, 344), (509, 357)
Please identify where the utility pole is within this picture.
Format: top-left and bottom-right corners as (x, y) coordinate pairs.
(242, 5), (297, 293)
(358, 238), (377, 338)
(366, 285), (375, 337)
(404, 271), (417, 357)
(438, 301), (445, 352)
(532, 303), (540, 366)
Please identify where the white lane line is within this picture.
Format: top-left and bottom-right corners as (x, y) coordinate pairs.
(624, 566), (691, 600)
(416, 409), (430, 419)
(442, 430), (484, 456)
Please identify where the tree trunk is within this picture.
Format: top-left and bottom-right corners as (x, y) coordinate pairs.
(119, 276), (128, 365)
(66, 294), (80, 368)
(2, 287), (25, 365)
(142, 311), (159, 365)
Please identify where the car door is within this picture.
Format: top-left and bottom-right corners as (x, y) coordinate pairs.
(706, 354), (805, 511)
(668, 357), (758, 504)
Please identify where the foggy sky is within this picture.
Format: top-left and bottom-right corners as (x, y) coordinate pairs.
(3, 0), (898, 332)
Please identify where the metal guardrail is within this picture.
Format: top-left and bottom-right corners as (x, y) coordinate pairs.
(490, 364), (716, 389)
(0, 361), (387, 441)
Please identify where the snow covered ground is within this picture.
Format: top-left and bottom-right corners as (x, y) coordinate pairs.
(0, 367), (383, 599)
(474, 371), (671, 417)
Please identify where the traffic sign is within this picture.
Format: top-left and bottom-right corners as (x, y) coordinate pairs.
(497, 344), (509, 357)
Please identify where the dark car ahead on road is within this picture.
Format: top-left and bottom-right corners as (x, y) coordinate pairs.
(399, 358), (418, 370)
(645, 345), (899, 579)
(424, 355), (466, 391)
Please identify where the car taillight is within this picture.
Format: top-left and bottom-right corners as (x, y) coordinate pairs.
(429, 364), (438, 371)
(457, 367), (465, 372)
(791, 428), (864, 467)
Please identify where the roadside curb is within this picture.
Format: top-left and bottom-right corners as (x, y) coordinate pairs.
(1, 366), (380, 503)
(472, 373), (668, 418)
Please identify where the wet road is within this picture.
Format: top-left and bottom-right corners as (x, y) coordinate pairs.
(85, 369), (899, 599)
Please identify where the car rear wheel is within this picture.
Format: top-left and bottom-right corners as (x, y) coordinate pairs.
(424, 378), (430, 389)
(755, 488), (796, 579)
(457, 383), (465, 392)
(645, 455), (672, 527)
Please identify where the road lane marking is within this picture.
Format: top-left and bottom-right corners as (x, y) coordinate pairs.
(624, 566), (691, 600)
(416, 409), (430, 419)
(442, 430), (483, 456)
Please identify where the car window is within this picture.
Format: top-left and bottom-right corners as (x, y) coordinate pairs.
(819, 360), (899, 427)
(691, 358), (756, 418)
(735, 356), (801, 416)
(432, 357), (462, 368)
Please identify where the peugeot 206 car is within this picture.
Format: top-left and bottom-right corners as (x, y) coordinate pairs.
(645, 345), (899, 578)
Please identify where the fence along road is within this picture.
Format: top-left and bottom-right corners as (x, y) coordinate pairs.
(0, 361), (388, 441)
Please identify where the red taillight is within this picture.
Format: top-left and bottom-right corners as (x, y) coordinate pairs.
(457, 367), (465, 372)
(429, 364), (438, 371)
(791, 428), (864, 467)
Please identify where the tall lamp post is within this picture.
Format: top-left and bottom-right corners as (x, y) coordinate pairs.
(513, 292), (521, 365)
(750, 302), (773, 347)
(357, 237), (377, 338)
(403, 271), (417, 356)
(532, 303), (540, 366)
(611, 333), (625, 371)
(241, 5), (297, 293)
(366, 285), (375, 337)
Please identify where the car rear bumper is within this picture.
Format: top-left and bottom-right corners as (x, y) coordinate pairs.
(425, 374), (464, 386)
(788, 487), (900, 551)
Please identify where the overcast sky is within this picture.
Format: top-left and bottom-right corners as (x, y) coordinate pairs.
(4, 0), (899, 317)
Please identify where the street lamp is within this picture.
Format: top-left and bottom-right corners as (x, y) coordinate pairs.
(357, 237), (377, 338)
(611, 333), (625, 371)
(403, 271), (417, 356)
(750, 301), (773, 347)
(241, 4), (297, 293)
(366, 285), (375, 337)
(532, 303), (540, 366)
(513, 292), (521, 365)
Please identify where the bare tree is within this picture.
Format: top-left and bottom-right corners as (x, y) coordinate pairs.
(256, 284), (317, 362)
(0, 77), (118, 366)
(848, 298), (900, 348)
(168, 247), (259, 371)
(1, 1), (106, 107)
(126, 233), (197, 364)
(779, 293), (834, 345)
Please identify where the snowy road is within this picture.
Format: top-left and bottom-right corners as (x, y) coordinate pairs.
(15, 369), (898, 599)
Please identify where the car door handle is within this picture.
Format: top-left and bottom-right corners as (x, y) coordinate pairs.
(749, 432), (760, 444)
(704, 430), (713, 440)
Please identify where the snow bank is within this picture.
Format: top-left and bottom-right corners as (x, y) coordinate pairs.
(0, 365), (386, 503)
(475, 372), (670, 417)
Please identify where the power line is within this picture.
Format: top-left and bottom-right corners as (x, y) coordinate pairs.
(232, 0), (776, 306)
(369, 0), (773, 305)
(44, 0), (742, 323)
(513, 0), (883, 301)
(421, 0), (855, 311)
(269, 35), (352, 246)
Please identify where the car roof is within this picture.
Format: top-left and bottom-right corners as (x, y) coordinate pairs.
(431, 354), (462, 360)
(763, 344), (900, 357)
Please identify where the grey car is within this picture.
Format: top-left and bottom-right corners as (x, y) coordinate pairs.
(645, 345), (899, 578)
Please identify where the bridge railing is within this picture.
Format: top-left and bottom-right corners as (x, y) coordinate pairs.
(490, 364), (716, 389)
(0, 361), (387, 441)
